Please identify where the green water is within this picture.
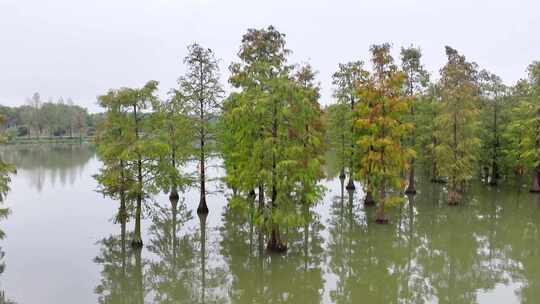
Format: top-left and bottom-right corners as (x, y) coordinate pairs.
(1, 144), (540, 303)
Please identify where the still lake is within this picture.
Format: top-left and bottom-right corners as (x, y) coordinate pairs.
(1, 143), (540, 304)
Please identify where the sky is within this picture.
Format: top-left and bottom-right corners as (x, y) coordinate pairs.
(0, 0), (538, 112)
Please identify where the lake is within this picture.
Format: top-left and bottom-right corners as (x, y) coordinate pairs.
(1, 144), (539, 303)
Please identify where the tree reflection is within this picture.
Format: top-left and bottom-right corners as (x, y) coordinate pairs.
(1, 144), (94, 191)
(94, 206), (145, 304)
(326, 177), (530, 303)
(145, 195), (226, 303)
(146, 195), (196, 303)
(219, 195), (325, 304)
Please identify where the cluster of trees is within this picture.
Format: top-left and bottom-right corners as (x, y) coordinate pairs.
(94, 43), (222, 248)
(95, 26), (326, 253)
(327, 44), (540, 221)
(0, 94), (96, 139)
(94, 25), (540, 253)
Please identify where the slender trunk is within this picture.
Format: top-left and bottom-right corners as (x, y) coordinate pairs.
(448, 111), (460, 205)
(132, 104), (143, 247)
(267, 100), (286, 253)
(258, 184), (265, 213)
(197, 95), (208, 214)
(346, 95), (356, 191)
(376, 93), (388, 224)
(489, 101), (499, 186)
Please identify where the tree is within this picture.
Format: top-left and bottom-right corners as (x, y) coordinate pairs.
(324, 102), (349, 180)
(332, 61), (368, 191)
(225, 26), (325, 252)
(355, 43), (414, 223)
(400, 46), (429, 194)
(478, 70), (508, 185)
(176, 43), (224, 214)
(434, 46), (481, 204)
(96, 80), (164, 248)
(150, 92), (193, 201)
(505, 62), (540, 192)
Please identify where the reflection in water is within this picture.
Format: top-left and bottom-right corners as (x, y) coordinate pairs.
(5, 144), (540, 303)
(146, 195), (196, 302)
(89, 174), (540, 304)
(1, 144), (94, 191)
(93, 209), (144, 304)
(219, 201), (324, 303)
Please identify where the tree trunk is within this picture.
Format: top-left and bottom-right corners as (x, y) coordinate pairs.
(132, 104), (143, 248)
(364, 190), (376, 206)
(530, 169), (540, 193)
(405, 160), (416, 194)
(132, 194), (143, 248)
(197, 121), (208, 214)
(267, 226), (287, 253)
(258, 184), (265, 213)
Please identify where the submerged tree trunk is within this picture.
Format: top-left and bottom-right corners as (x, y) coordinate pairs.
(405, 160), (416, 194)
(197, 66), (209, 214)
(346, 97), (356, 191)
(197, 145), (208, 213)
(170, 192), (178, 273)
(132, 104), (143, 248)
(530, 168), (540, 193)
(364, 190), (376, 206)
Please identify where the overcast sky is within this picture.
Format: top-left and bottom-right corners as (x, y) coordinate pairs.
(0, 0), (538, 112)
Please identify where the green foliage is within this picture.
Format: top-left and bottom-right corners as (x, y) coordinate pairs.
(332, 61), (369, 179)
(0, 115), (16, 202)
(434, 47), (481, 200)
(176, 43), (224, 201)
(355, 43), (414, 213)
(222, 26), (325, 241)
(323, 102), (350, 177)
(477, 70), (510, 182)
(504, 63), (540, 176)
(0, 96), (91, 139)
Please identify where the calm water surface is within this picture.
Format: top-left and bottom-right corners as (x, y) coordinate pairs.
(1, 144), (540, 304)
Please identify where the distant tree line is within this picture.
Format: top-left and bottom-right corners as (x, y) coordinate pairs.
(0, 94), (100, 140)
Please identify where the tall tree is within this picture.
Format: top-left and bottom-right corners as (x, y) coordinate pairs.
(356, 43), (414, 223)
(478, 70), (508, 185)
(226, 26), (324, 252)
(400, 46), (429, 194)
(176, 43), (224, 214)
(96, 80), (163, 247)
(434, 47), (481, 204)
(151, 92), (193, 201)
(505, 62), (540, 192)
(332, 61), (367, 191)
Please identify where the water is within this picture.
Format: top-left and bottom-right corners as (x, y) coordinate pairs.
(1, 144), (540, 303)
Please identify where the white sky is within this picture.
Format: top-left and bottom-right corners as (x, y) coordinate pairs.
(0, 0), (538, 112)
